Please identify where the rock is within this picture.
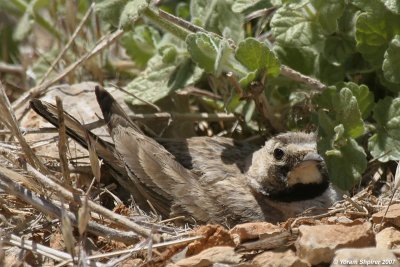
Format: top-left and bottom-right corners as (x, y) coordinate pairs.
(169, 246), (243, 267)
(332, 248), (399, 267)
(186, 225), (235, 256)
(326, 216), (353, 224)
(229, 222), (282, 245)
(252, 250), (310, 267)
(376, 227), (400, 249)
(296, 222), (375, 265)
(372, 204), (400, 227)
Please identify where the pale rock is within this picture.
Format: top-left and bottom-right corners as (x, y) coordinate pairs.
(372, 204), (400, 227)
(170, 246), (243, 267)
(296, 222), (374, 265)
(252, 250), (310, 267)
(376, 227), (400, 249)
(332, 248), (399, 267)
(229, 222), (282, 245)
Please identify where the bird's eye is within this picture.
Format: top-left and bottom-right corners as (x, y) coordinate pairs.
(273, 148), (285, 160)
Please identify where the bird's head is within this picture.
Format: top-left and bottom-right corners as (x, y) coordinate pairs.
(245, 132), (329, 202)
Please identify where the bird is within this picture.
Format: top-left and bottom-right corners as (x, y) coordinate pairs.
(31, 86), (340, 226)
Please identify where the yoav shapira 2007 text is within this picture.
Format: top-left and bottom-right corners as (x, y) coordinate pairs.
(337, 259), (397, 265)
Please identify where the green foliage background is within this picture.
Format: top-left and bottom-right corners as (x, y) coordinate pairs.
(2, 0), (400, 191)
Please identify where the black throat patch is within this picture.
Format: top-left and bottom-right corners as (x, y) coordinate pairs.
(266, 180), (330, 202)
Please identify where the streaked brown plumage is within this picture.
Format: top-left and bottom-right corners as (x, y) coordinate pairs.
(30, 86), (340, 226)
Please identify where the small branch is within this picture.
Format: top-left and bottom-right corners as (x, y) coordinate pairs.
(56, 97), (71, 186)
(280, 65), (326, 91)
(0, 62), (24, 74)
(110, 83), (161, 112)
(13, 29), (124, 113)
(143, 8), (193, 40)
(38, 3), (95, 84)
(0, 127), (59, 135)
(0, 166), (140, 243)
(0, 81), (48, 173)
(26, 163), (154, 240)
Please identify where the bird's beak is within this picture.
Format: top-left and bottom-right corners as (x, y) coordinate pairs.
(287, 152), (324, 186)
(302, 152), (323, 162)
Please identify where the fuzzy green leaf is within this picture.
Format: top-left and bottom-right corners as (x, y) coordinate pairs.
(368, 97), (400, 162)
(311, 0), (345, 34)
(95, 0), (129, 27)
(119, 0), (148, 28)
(324, 137), (367, 190)
(336, 82), (374, 119)
(235, 38), (280, 76)
(355, 11), (400, 67)
(315, 87), (365, 138)
(383, 35), (400, 84)
(124, 50), (202, 105)
(190, 0), (244, 42)
(380, 0), (400, 14)
(323, 35), (355, 65)
(232, 0), (262, 12)
(271, 6), (323, 47)
(186, 32), (221, 73)
(121, 25), (160, 68)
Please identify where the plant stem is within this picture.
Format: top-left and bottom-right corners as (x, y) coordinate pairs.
(143, 7), (192, 40)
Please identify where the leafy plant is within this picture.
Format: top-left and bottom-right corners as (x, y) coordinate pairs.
(93, 0), (400, 191)
(6, 0), (400, 191)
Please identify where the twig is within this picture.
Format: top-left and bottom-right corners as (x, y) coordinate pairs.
(39, 3), (95, 85)
(56, 97), (71, 186)
(12, 29), (124, 113)
(87, 236), (202, 261)
(0, 127), (59, 135)
(25, 163), (155, 240)
(0, 62), (24, 74)
(2, 233), (106, 266)
(280, 65), (326, 91)
(245, 7), (278, 21)
(109, 83), (161, 112)
(176, 86), (222, 100)
(343, 195), (364, 212)
(0, 81), (48, 173)
(2, 233), (70, 262)
(0, 166), (140, 243)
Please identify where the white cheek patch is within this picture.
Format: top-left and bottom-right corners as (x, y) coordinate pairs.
(287, 161), (322, 186)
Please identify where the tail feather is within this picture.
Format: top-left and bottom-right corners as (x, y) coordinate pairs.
(29, 98), (153, 212)
(95, 86), (211, 221)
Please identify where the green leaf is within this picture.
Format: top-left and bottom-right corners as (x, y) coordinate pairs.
(235, 38), (280, 76)
(337, 88), (365, 137)
(336, 82), (374, 119)
(380, 0), (400, 14)
(190, 0), (244, 42)
(186, 32), (221, 73)
(317, 111), (367, 190)
(311, 0), (345, 34)
(121, 25), (160, 68)
(383, 35), (400, 83)
(273, 45), (316, 75)
(315, 87), (365, 138)
(368, 97), (400, 162)
(232, 0), (262, 13)
(317, 55), (345, 85)
(355, 11), (400, 67)
(14, 8), (32, 41)
(124, 53), (202, 105)
(324, 137), (367, 190)
(352, 0), (387, 14)
(95, 0), (130, 27)
(271, 6), (323, 47)
(323, 35), (355, 65)
(119, 0), (148, 28)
